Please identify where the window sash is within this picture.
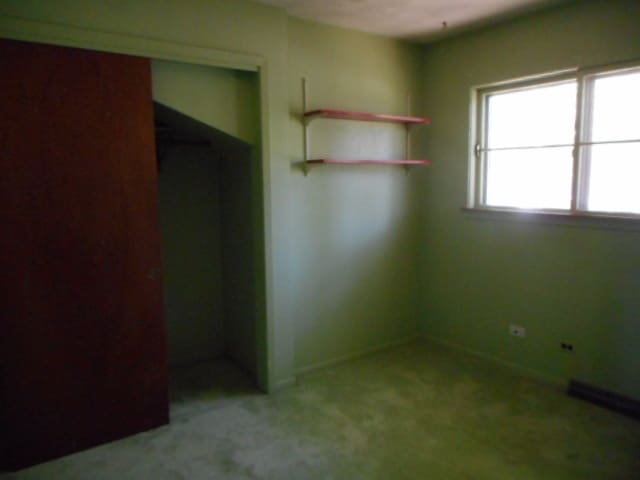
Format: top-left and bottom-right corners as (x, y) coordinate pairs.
(472, 61), (640, 218)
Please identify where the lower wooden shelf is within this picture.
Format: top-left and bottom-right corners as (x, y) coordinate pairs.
(307, 159), (432, 165)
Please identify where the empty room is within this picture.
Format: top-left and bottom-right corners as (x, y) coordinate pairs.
(1, 0), (639, 478)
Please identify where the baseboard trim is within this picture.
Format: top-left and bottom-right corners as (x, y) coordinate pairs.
(295, 335), (420, 376)
(272, 376), (297, 392)
(422, 334), (566, 388)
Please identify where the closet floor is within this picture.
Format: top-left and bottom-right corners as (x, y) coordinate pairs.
(169, 358), (259, 421)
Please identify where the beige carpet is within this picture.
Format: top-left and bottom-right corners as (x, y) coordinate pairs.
(5, 341), (640, 479)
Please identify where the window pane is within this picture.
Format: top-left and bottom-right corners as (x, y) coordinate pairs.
(486, 147), (573, 209)
(487, 82), (576, 149)
(587, 143), (640, 214)
(591, 70), (640, 142)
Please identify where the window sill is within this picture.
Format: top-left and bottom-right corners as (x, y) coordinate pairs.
(461, 207), (640, 232)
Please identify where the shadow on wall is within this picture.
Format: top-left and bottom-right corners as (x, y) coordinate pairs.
(155, 102), (258, 378)
(290, 165), (420, 371)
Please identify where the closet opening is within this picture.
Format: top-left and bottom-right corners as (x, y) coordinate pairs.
(152, 60), (262, 415)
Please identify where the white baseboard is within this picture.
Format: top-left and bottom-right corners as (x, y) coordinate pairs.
(295, 335), (420, 376)
(422, 334), (566, 388)
(272, 376), (297, 392)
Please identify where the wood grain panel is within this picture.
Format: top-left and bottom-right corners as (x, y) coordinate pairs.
(0, 39), (168, 470)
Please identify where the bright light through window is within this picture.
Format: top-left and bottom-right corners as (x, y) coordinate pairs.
(590, 71), (640, 142)
(486, 147), (573, 209)
(586, 71), (640, 214)
(587, 144), (640, 213)
(474, 65), (640, 217)
(487, 83), (577, 149)
(485, 82), (576, 210)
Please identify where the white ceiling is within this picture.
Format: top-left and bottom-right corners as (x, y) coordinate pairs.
(256, 0), (564, 42)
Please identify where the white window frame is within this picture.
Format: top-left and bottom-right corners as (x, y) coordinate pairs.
(468, 60), (640, 221)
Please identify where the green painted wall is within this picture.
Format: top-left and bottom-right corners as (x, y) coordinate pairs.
(152, 60), (259, 145)
(159, 145), (225, 367)
(7, 0), (637, 401)
(152, 17), (428, 375)
(287, 18), (426, 371)
(416, 0), (640, 398)
(0, 0), (427, 388)
(154, 60), (259, 374)
(0, 0), (291, 390)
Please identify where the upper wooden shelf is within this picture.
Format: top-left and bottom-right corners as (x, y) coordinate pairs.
(304, 109), (431, 125)
(307, 159), (432, 166)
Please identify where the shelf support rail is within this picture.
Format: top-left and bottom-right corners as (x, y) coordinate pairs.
(302, 77), (309, 176)
(404, 93), (411, 173)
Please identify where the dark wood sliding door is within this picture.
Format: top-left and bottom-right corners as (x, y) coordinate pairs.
(0, 38), (168, 470)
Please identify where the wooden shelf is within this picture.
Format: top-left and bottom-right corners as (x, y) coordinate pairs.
(300, 80), (433, 175)
(307, 159), (432, 165)
(304, 109), (431, 125)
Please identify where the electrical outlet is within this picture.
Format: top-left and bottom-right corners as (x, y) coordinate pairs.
(561, 342), (575, 352)
(509, 325), (526, 338)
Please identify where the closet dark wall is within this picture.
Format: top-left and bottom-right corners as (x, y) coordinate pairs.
(220, 143), (258, 375)
(159, 145), (225, 367)
(156, 104), (258, 376)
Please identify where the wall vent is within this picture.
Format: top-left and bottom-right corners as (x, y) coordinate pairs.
(568, 380), (640, 421)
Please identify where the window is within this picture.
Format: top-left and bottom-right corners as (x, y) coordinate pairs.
(471, 63), (640, 217)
